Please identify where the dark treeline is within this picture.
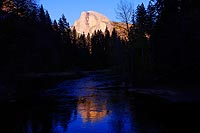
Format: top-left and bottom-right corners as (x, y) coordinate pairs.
(151, 0), (200, 87)
(118, 0), (200, 86)
(0, 1), (120, 73)
(0, 0), (126, 75)
(0, 0), (65, 74)
(0, 0), (200, 87)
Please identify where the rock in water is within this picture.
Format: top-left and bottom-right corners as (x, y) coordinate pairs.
(74, 11), (113, 35)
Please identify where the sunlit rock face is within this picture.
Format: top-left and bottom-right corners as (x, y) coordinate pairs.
(74, 11), (113, 35)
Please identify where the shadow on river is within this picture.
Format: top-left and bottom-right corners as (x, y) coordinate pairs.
(0, 71), (200, 133)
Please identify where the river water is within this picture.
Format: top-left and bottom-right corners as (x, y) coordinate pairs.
(2, 72), (196, 133)
(42, 73), (140, 133)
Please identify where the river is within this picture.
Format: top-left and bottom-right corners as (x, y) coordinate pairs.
(0, 71), (199, 133)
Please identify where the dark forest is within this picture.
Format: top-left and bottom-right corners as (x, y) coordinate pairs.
(0, 0), (199, 86)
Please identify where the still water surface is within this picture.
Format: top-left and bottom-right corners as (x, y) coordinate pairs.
(1, 73), (167, 133)
(44, 74), (138, 133)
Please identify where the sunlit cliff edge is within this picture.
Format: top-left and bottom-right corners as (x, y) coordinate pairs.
(73, 11), (131, 38)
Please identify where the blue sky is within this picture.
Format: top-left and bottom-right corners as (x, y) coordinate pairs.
(39, 0), (149, 26)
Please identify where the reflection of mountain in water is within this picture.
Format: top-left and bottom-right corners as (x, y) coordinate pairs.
(77, 95), (110, 123)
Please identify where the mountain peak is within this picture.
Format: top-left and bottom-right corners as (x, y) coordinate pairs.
(74, 11), (113, 35)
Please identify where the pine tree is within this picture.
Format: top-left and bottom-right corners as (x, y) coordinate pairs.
(58, 14), (71, 46)
(39, 5), (46, 24)
(58, 14), (70, 34)
(152, 0), (200, 78)
(90, 30), (106, 66)
(45, 10), (51, 27)
(61, 14), (69, 29)
(29, 5), (38, 23)
(146, 0), (156, 35)
(71, 27), (77, 46)
(110, 28), (119, 66)
(2, 0), (37, 17)
(104, 27), (110, 51)
(103, 27), (111, 65)
(136, 3), (147, 34)
(86, 33), (91, 53)
(111, 28), (118, 42)
(13, 0), (32, 16)
(128, 26), (136, 45)
(62, 14), (71, 45)
(52, 20), (58, 31)
(58, 17), (64, 34)
(78, 33), (86, 48)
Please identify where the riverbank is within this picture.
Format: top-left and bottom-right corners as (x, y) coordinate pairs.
(1, 68), (200, 103)
(131, 92), (200, 132)
(0, 69), (112, 103)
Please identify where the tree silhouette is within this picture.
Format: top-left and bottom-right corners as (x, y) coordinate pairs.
(58, 14), (70, 46)
(52, 20), (58, 31)
(45, 10), (52, 27)
(13, 0), (34, 16)
(104, 27), (111, 65)
(86, 33), (91, 54)
(128, 7), (137, 46)
(136, 3), (147, 34)
(71, 27), (77, 46)
(1, 0), (36, 16)
(116, 0), (133, 37)
(78, 33), (86, 48)
(29, 5), (38, 23)
(39, 5), (46, 24)
(146, 0), (156, 35)
(110, 28), (120, 67)
(149, 0), (200, 86)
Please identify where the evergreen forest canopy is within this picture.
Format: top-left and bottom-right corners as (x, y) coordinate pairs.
(0, 0), (199, 86)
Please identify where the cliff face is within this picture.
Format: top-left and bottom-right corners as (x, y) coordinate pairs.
(74, 11), (131, 39)
(74, 11), (113, 35)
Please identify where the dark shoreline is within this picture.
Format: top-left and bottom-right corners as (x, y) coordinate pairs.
(131, 92), (200, 132)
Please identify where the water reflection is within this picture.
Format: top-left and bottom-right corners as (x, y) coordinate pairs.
(57, 74), (139, 133)
(2, 73), (172, 133)
(77, 96), (109, 123)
